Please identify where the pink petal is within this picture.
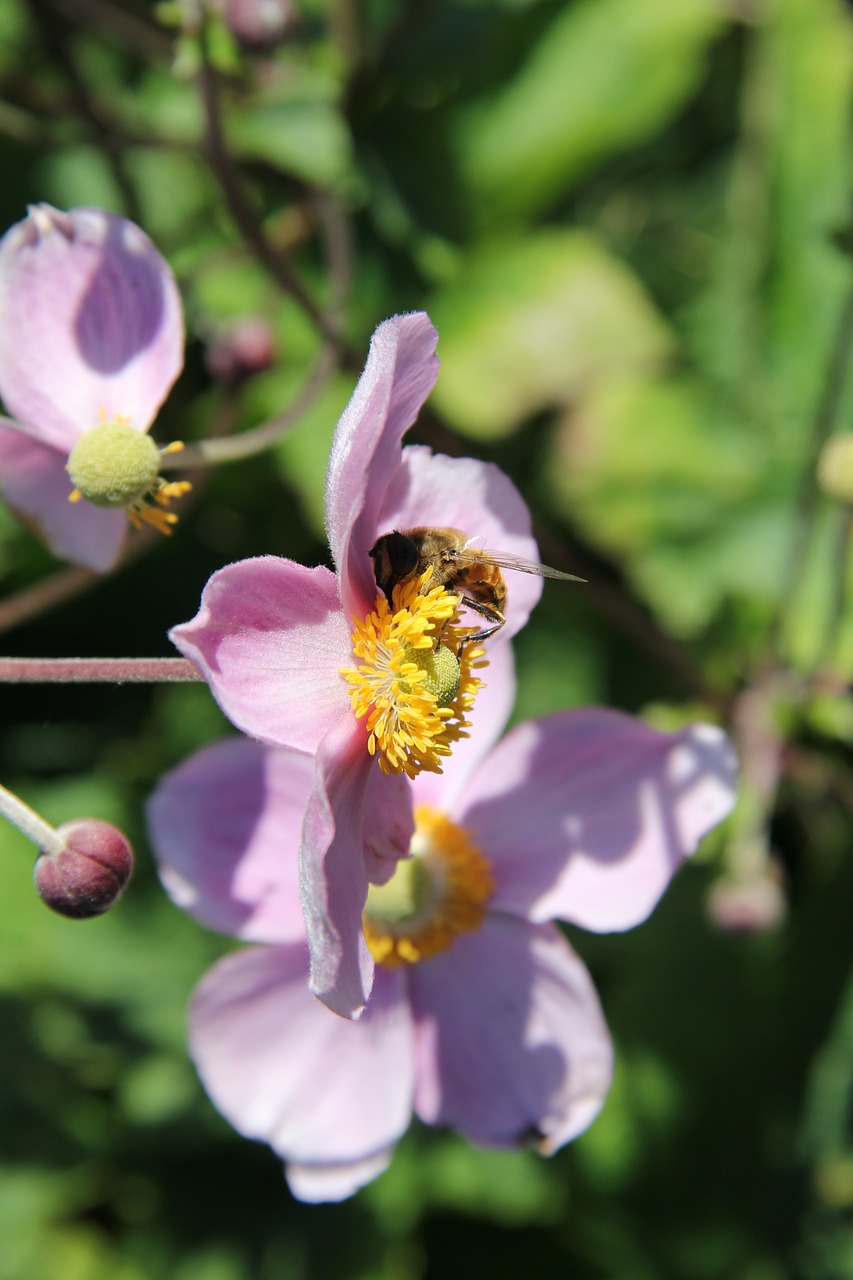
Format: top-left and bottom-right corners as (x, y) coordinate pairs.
(460, 712), (738, 931)
(190, 945), (413, 1201)
(325, 313), (440, 622)
(170, 557), (353, 751)
(0, 422), (126, 570)
(362, 767), (415, 885)
(411, 638), (516, 815)
(376, 446), (545, 639)
(410, 917), (612, 1151)
(147, 738), (311, 944)
(300, 715), (375, 1017)
(0, 206), (183, 450)
(286, 1149), (395, 1203)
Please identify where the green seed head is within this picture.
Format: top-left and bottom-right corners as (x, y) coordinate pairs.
(364, 856), (432, 927)
(403, 642), (461, 707)
(67, 421), (160, 509)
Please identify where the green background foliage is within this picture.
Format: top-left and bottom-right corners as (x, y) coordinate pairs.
(2, 0), (853, 1276)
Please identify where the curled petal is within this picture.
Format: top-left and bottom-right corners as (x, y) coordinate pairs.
(411, 917), (612, 1152)
(377, 446), (545, 639)
(362, 767), (415, 885)
(461, 712), (738, 931)
(171, 558), (352, 752)
(0, 422), (126, 570)
(0, 206), (183, 450)
(147, 738), (311, 945)
(190, 946), (412, 1201)
(326, 313), (440, 621)
(300, 716), (375, 1017)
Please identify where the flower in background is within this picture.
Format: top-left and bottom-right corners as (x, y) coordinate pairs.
(0, 205), (186, 571)
(147, 693), (737, 1203)
(171, 312), (546, 1017)
(218, 0), (298, 50)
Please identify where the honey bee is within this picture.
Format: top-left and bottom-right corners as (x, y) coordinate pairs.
(369, 526), (583, 644)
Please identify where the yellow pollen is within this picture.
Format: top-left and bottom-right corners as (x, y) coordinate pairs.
(363, 806), (494, 967)
(340, 569), (486, 779)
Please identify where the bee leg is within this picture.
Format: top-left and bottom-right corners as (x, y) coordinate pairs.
(458, 598), (506, 647)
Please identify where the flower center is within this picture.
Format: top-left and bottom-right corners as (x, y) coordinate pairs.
(363, 805), (494, 967)
(66, 419), (191, 535)
(340, 569), (485, 778)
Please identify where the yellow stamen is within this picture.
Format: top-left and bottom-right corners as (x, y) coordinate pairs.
(340, 569), (486, 779)
(363, 805), (494, 967)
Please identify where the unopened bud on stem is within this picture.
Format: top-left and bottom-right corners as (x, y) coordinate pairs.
(34, 818), (134, 919)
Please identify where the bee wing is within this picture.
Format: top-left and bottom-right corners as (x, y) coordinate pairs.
(454, 546), (585, 582)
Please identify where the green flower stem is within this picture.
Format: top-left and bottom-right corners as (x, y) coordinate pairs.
(162, 342), (339, 468)
(0, 780), (63, 856)
(775, 280), (853, 657)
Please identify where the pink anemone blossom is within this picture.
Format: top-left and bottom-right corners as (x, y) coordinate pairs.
(171, 312), (546, 1018)
(147, 695), (737, 1204)
(0, 204), (185, 570)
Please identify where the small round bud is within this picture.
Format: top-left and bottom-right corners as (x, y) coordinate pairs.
(34, 818), (134, 919)
(706, 873), (786, 934)
(205, 317), (276, 384)
(67, 422), (160, 509)
(817, 433), (853, 504)
(221, 0), (297, 49)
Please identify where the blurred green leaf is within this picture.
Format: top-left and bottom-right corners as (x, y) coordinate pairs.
(365, 1132), (562, 1230)
(548, 373), (788, 634)
(430, 231), (674, 438)
(243, 366), (355, 538)
(229, 99), (351, 187)
(459, 0), (725, 221)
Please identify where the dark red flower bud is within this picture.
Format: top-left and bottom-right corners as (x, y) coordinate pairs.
(223, 0), (297, 50)
(34, 818), (134, 919)
(205, 317), (276, 384)
(706, 873), (785, 934)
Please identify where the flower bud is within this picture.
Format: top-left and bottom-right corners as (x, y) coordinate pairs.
(221, 0), (297, 49)
(34, 818), (134, 918)
(817, 433), (853, 504)
(205, 317), (276, 384)
(705, 873), (785, 934)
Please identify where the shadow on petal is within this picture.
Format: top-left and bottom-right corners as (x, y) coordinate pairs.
(411, 917), (612, 1151)
(462, 711), (738, 932)
(74, 216), (172, 374)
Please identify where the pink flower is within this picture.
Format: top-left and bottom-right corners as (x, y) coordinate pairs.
(0, 205), (185, 570)
(171, 312), (546, 1017)
(147, 699), (737, 1203)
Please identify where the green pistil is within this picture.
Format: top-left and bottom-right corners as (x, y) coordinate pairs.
(67, 421), (160, 509)
(402, 643), (460, 707)
(364, 857), (432, 926)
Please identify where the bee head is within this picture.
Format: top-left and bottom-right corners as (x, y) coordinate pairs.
(369, 530), (420, 599)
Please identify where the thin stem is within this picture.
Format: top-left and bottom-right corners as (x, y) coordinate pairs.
(814, 504), (853, 673)
(774, 280), (853, 651)
(163, 341), (340, 467)
(0, 566), (101, 637)
(0, 781), (63, 856)
(0, 658), (202, 682)
(197, 37), (343, 349)
(26, 0), (144, 225)
(47, 0), (172, 61)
